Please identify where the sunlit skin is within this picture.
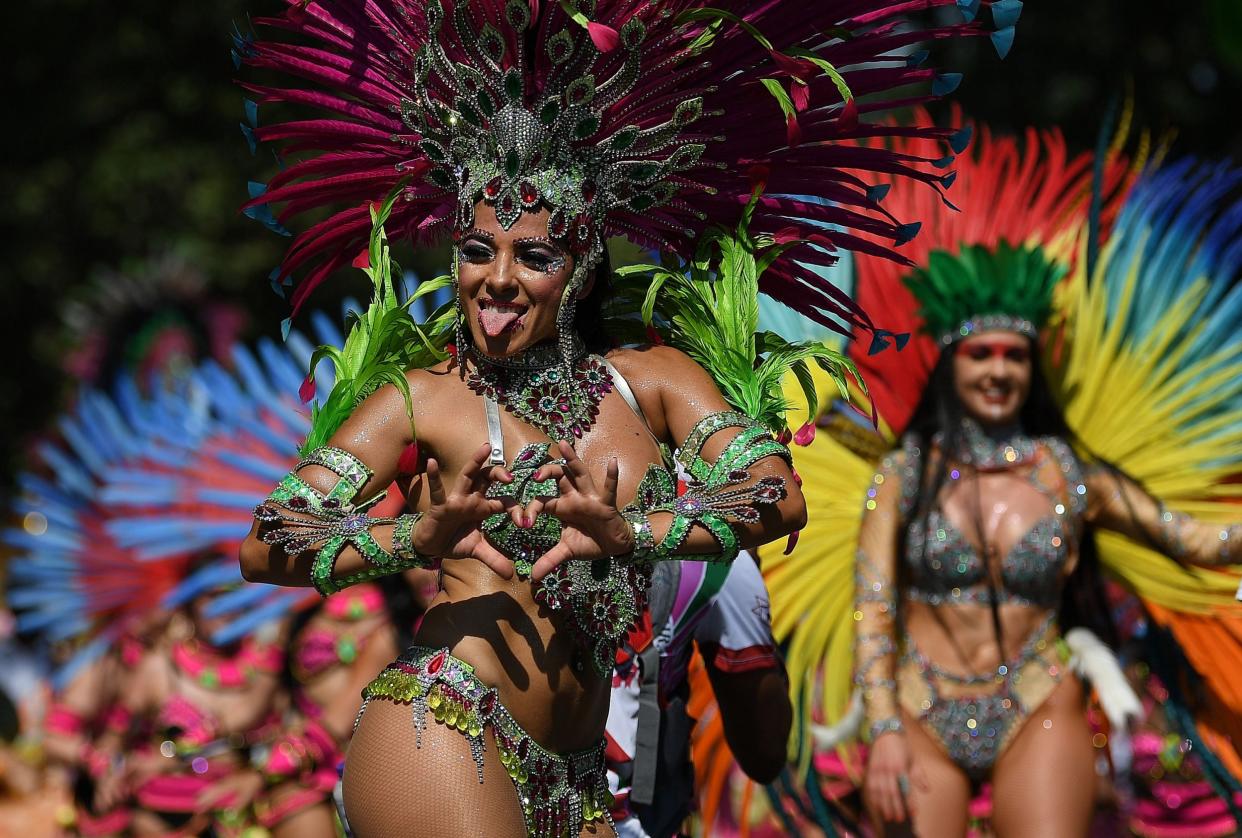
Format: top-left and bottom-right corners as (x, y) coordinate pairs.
(864, 328), (1089, 836)
(240, 201), (805, 834)
(951, 330), (1033, 427)
(456, 205), (580, 359)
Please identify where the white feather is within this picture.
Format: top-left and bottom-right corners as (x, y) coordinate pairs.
(1065, 627), (1143, 729)
(810, 690), (864, 750)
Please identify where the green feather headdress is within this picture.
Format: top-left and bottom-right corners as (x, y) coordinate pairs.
(904, 241), (1065, 346)
(612, 187), (865, 435)
(299, 188), (455, 455)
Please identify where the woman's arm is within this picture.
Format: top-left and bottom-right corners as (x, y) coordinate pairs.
(1084, 466), (1242, 567)
(856, 451), (920, 824)
(242, 373), (517, 592)
(854, 452), (903, 741)
(645, 346), (806, 560)
(239, 382), (416, 588)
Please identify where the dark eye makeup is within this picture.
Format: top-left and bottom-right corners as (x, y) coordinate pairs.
(455, 231), (567, 274)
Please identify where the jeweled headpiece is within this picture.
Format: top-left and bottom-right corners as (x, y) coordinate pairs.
(905, 242), (1060, 345)
(240, 0), (1014, 334)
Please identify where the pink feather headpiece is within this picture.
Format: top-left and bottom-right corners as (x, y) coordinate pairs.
(240, 0), (1010, 336)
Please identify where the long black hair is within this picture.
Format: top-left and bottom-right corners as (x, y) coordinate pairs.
(899, 337), (1118, 656)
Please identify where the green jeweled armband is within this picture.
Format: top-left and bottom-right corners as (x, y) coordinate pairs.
(620, 508), (655, 563)
(252, 446), (436, 596)
(638, 411), (791, 563)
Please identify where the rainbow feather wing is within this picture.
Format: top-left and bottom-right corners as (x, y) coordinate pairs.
(1052, 158), (1242, 787)
(4, 329), (337, 673)
(1053, 158), (1242, 613)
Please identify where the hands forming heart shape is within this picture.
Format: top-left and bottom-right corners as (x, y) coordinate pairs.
(411, 441), (636, 581)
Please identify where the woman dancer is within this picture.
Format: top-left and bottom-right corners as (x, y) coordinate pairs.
(765, 119), (1242, 837)
(233, 2), (1013, 834)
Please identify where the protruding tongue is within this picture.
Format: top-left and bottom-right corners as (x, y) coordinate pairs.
(480, 307), (523, 337)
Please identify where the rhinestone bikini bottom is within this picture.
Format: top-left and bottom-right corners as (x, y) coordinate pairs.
(897, 614), (1067, 779)
(359, 645), (614, 837)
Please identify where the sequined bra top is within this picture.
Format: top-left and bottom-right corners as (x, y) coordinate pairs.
(897, 436), (1087, 608)
(477, 360), (788, 678)
(478, 359), (671, 678)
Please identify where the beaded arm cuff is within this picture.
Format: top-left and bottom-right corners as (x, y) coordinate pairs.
(1153, 503), (1242, 566)
(855, 455), (905, 744)
(252, 446), (438, 596)
(639, 412), (791, 564)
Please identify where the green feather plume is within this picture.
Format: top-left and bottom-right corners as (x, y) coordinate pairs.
(299, 187), (455, 455)
(905, 242), (1064, 339)
(613, 187), (864, 435)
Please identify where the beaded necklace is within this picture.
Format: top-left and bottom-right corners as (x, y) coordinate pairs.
(464, 337), (613, 441)
(947, 417), (1038, 471)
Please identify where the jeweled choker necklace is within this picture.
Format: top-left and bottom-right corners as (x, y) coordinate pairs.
(944, 417), (1038, 470)
(465, 337), (613, 441)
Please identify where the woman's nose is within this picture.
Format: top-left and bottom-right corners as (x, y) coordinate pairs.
(485, 253), (517, 292)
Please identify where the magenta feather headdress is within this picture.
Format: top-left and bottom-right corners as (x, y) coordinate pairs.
(239, 0), (1014, 336)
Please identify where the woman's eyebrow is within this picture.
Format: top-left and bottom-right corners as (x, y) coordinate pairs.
(515, 235), (565, 252)
(462, 228), (495, 242)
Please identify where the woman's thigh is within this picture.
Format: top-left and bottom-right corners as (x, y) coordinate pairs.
(898, 714), (973, 838)
(990, 676), (1095, 838)
(343, 698), (527, 838)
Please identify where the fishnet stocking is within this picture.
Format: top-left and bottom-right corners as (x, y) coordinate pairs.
(343, 698), (527, 837)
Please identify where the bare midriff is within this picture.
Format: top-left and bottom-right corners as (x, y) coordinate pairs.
(416, 561), (611, 753)
(903, 600), (1060, 676)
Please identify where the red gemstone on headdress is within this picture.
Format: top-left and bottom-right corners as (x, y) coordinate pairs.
(501, 195), (514, 214)
(484, 177), (502, 199)
(550, 214), (567, 236)
(520, 181), (539, 205)
(582, 180), (597, 203)
(530, 151), (542, 168)
(288, 496), (308, 510)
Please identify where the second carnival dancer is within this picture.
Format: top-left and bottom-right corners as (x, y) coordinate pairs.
(764, 115), (1242, 837)
(235, 1), (1016, 835)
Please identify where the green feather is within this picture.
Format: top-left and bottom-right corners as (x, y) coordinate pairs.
(299, 185), (453, 455)
(905, 242), (1064, 338)
(615, 187), (860, 434)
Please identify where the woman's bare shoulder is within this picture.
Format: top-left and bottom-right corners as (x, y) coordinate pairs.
(606, 343), (711, 386)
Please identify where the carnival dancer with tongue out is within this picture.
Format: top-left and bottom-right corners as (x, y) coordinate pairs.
(235, 0), (1015, 834)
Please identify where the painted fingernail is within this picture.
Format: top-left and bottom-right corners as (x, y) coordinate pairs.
(522, 516), (532, 528)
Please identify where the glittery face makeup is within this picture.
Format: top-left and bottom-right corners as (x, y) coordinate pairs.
(952, 331), (1032, 426)
(457, 203), (574, 357)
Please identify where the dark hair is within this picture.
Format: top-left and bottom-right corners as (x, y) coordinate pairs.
(574, 246), (616, 354)
(899, 337), (1117, 655)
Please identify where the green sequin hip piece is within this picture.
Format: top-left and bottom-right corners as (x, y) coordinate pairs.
(359, 646), (614, 837)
